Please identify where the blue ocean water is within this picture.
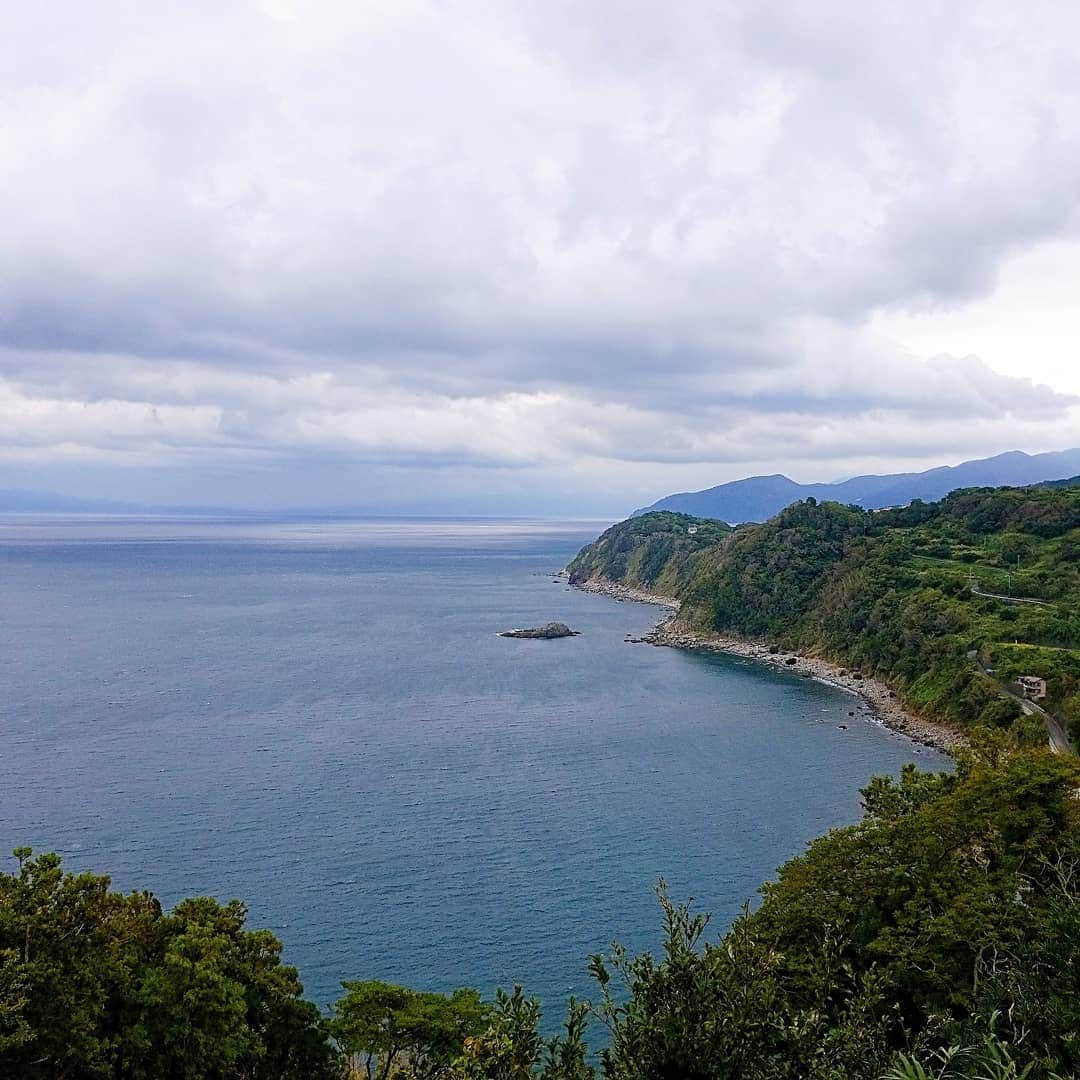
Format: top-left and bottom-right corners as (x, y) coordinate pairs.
(0, 515), (946, 1017)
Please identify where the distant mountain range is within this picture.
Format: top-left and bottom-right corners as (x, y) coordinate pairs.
(0, 489), (143, 513)
(633, 448), (1080, 524)
(0, 490), (236, 515)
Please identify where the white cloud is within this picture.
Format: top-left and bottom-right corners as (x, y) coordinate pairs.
(2, 0), (1080, 509)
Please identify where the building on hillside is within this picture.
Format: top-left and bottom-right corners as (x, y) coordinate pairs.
(1017, 675), (1047, 700)
(687, 526), (699, 535)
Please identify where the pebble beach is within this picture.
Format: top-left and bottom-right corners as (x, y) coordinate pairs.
(573, 577), (966, 755)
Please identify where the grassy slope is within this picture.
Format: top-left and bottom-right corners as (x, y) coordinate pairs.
(569, 485), (1080, 737)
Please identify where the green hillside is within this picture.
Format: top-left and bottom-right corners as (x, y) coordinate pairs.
(570, 483), (1080, 740)
(567, 511), (730, 594)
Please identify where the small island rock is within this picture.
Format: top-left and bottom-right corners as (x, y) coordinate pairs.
(500, 622), (580, 639)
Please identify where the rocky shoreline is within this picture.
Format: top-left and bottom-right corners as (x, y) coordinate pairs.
(572, 577), (966, 756)
(571, 577), (681, 609)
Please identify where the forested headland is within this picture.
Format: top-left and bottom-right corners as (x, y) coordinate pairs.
(569, 482), (1080, 744)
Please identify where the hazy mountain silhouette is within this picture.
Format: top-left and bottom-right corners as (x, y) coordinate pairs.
(634, 448), (1080, 523)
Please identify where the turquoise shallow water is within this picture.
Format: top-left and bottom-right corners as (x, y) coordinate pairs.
(0, 515), (947, 1015)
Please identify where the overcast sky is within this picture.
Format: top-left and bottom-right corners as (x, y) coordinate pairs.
(3, 1), (1080, 514)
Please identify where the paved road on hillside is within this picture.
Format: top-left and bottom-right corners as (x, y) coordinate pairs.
(969, 585), (1052, 607)
(1019, 696), (1072, 754)
(970, 651), (1071, 753)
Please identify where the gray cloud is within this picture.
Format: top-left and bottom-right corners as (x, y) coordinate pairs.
(2, 0), (1079, 510)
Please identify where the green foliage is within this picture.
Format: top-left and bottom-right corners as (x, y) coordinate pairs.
(987, 645), (1080, 736)
(883, 1035), (1039, 1080)
(446, 987), (593, 1080)
(0, 848), (596, 1079)
(701, 500), (868, 639)
(331, 980), (488, 1079)
(588, 885), (811, 1079)
(571, 484), (1080, 737)
(567, 512), (730, 594)
(0, 849), (338, 1079)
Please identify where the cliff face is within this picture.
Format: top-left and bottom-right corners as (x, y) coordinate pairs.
(570, 485), (1080, 737)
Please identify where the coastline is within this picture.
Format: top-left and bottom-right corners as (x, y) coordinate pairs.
(572, 577), (966, 756)
(571, 577), (681, 610)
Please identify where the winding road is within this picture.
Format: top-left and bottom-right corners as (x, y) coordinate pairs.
(969, 585), (1052, 607)
(1019, 696), (1072, 755)
(969, 650), (1071, 753)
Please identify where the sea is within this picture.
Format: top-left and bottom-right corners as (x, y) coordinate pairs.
(0, 515), (947, 1018)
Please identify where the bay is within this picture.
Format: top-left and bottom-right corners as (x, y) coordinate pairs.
(0, 515), (946, 1014)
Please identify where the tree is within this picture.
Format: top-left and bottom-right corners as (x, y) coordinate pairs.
(449, 987), (592, 1080)
(0, 850), (338, 1080)
(331, 980), (488, 1079)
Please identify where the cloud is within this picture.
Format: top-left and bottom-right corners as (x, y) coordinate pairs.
(2, 0), (1079, 508)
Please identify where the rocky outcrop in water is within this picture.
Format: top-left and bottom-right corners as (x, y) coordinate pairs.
(500, 622), (579, 639)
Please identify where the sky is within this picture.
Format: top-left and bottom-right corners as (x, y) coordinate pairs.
(3, 0), (1080, 515)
